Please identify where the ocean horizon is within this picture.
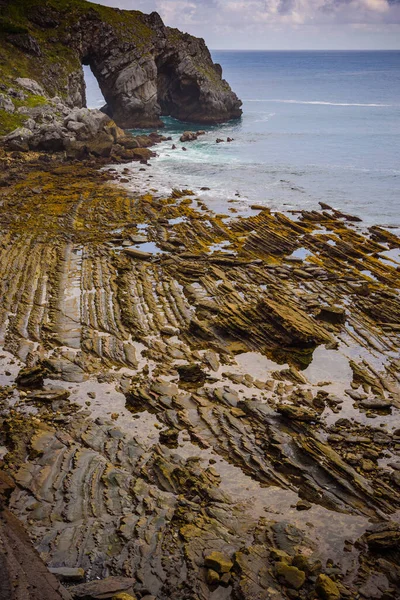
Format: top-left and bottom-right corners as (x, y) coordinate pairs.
(85, 50), (400, 230)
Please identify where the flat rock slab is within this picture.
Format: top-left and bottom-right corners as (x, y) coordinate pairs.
(70, 577), (136, 599)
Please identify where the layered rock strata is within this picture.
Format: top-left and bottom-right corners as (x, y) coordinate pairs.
(0, 151), (399, 599)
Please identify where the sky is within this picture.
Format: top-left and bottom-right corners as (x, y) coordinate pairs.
(93, 0), (400, 49)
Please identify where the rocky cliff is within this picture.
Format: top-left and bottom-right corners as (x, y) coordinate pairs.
(0, 0), (242, 133)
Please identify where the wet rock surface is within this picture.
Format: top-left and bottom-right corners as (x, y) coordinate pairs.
(0, 150), (399, 599)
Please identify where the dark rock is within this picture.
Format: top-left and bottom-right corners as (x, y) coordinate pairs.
(317, 305), (347, 325)
(159, 428), (179, 447)
(7, 33), (42, 56)
(177, 364), (206, 385)
(359, 398), (392, 410)
(16, 365), (46, 388)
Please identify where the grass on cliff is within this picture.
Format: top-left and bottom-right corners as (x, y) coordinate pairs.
(0, 110), (27, 136)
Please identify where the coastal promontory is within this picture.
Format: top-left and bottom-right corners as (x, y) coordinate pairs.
(0, 0), (242, 132)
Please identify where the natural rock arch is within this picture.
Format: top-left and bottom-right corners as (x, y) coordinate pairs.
(57, 9), (241, 128)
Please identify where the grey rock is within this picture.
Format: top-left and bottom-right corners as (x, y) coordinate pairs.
(15, 77), (46, 95)
(0, 93), (15, 113)
(49, 567), (85, 582)
(3, 127), (33, 151)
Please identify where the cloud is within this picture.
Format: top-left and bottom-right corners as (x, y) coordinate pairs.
(93, 0), (400, 48)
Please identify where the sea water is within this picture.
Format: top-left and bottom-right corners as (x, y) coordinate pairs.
(83, 51), (400, 229)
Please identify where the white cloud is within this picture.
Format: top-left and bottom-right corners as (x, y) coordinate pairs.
(92, 0), (400, 48)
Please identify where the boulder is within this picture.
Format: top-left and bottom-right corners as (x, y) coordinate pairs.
(180, 131), (198, 143)
(15, 77), (45, 95)
(177, 364), (206, 385)
(3, 127), (33, 151)
(29, 122), (66, 152)
(0, 93), (15, 113)
(275, 562), (306, 590)
(16, 365), (46, 388)
(315, 574), (340, 600)
(204, 551), (233, 574)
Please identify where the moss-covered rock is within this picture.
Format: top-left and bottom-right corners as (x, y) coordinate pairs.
(275, 562), (306, 590)
(315, 574), (340, 600)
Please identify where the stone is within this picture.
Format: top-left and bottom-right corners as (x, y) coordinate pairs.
(27, 387), (70, 403)
(15, 77), (45, 95)
(180, 131), (198, 142)
(277, 404), (319, 422)
(112, 595), (137, 600)
(177, 364), (206, 385)
(16, 365), (45, 388)
(3, 127), (33, 151)
(315, 574), (340, 600)
(204, 551), (233, 574)
(317, 305), (347, 325)
(366, 526), (400, 550)
(359, 398), (392, 410)
(275, 562), (306, 590)
(49, 567), (85, 582)
(206, 568), (220, 585)
(0, 93), (15, 113)
(270, 549), (292, 563)
(70, 577), (136, 599)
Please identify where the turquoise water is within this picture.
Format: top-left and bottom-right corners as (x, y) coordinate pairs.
(84, 51), (400, 228)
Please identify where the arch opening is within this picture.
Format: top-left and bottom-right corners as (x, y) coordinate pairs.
(82, 63), (106, 110)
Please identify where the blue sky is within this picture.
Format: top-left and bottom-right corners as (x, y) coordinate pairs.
(94, 0), (400, 49)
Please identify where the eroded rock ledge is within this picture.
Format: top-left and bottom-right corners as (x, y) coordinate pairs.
(0, 150), (399, 599)
(0, 0), (242, 131)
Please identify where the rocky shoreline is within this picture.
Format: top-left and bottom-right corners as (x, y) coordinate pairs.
(0, 139), (399, 600)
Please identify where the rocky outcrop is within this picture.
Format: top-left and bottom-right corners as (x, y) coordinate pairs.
(0, 471), (73, 600)
(0, 0), (242, 133)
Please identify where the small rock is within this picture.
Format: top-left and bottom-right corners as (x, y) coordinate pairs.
(315, 573), (340, 600)
(277, 404), (319, 422)
(177, 364), (206, 385)
(204, 551), (233, 574)
(49, 567), (85, 582)
(275, 562), (306, 590)
(206, 568), (220, 586)
(16, 365), (46, 388)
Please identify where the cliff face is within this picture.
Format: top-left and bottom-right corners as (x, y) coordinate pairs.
(0, 0), (242, 131)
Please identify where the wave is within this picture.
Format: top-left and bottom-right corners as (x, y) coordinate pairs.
(244, 99), (392, 107)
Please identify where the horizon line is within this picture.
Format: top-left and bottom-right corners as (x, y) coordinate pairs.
(210, 48), (400, 52)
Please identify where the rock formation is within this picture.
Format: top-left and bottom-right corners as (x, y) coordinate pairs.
(0, 151), (399, 598)
(0, 0), (242, 133)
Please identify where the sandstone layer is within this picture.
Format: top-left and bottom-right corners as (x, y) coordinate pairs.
(0, 147), (399, 599)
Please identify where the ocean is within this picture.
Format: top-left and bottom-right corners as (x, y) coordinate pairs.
(83, 51), (400, 229)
